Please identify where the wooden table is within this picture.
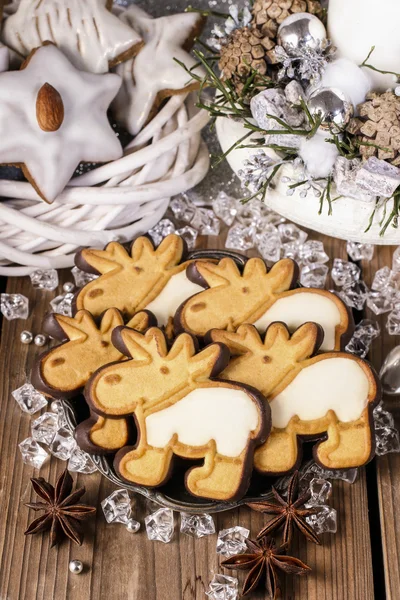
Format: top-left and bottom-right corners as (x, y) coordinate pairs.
(0, 227), (399, 600)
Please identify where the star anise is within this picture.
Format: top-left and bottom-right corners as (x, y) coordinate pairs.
(222, 536), (311, 598)
(24, 469), (96, 547)
(247, 471), (321, 545)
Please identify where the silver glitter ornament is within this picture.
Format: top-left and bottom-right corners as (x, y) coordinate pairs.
(69, 560), (83, 574)
(308, 87), (354, 133)
(63, 282), (75, 293)
(20, 330), (33, 344)
(277, 13), (327, 55)
(126, 518), (141, 533)
(34, 334), (47, 347)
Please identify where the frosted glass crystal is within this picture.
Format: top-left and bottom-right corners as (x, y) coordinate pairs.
(19, 437), (49, 469)
(145, 508), (174, 543)
(216, 526), (250, 557)
(180, 513), (215, 538)
(101, 489), (132, 524)
(12, 383), (47, 415)
(1, 293), (29, 320)
(30, 269), (59, 291)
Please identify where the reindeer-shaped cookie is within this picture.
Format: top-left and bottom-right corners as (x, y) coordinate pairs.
(32, 308), (155, 453)
(74, 234), (202, 327)
(175, 257), (352, 351)
(85, 327), (269, 501)
(208, 323), (379, 473)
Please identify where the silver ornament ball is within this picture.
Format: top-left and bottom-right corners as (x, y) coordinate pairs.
(69, 560), (83, 574)
(63, 282), (75, 293)
(34, 334), (47, 347)
(126, 519), (140, 533)
(308, 87), (354, 133)
(277, 12), (327, 54)
(20, 330), (33, 344)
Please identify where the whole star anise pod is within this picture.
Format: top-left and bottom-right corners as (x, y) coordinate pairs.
(247, 471), (321, 545)
(24, 468), (96, 547)
(222, 536), (311, 598)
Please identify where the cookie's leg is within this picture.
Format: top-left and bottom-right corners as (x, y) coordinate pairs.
(117, 445), (173, 486)
(186, 450), (247, 501)
(254, 430), (299, 473)
(316, 411), (373, 469)
(89, 417), (130, 451)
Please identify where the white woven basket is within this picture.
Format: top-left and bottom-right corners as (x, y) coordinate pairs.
(0, 93), (210, 276)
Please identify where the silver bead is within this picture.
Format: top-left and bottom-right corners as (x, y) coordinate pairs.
(20, 330), (33, 344)
(277, 12), (327, 54)
(126, 519), (140, 533)
(69, 560), (83, 574)
(63, 282), (75, 293)
(308, 87), (354, 133)
(34, 334), (47, 347)
(50, 400), (61, 413)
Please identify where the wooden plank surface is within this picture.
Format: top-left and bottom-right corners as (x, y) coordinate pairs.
(363, 247), (400, 600)
(0, 230), (379, 600)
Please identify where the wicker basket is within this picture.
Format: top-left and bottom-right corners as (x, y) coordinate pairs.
(0, 93), (209, 276)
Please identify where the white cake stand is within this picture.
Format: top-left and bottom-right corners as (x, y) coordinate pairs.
(216, 117), (400, 245)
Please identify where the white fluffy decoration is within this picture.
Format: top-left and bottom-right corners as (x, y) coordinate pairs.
(299, 133), (339, 178)
(316, 58), (372, 109)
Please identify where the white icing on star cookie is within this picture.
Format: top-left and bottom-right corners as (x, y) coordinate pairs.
(0, 43), (122, 202)
(113, 6), (205, 135)
(2, 0), (143, 74)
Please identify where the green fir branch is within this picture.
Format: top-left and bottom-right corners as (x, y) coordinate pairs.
(360, 46), (400, 80)
(185, 6), (229, 18)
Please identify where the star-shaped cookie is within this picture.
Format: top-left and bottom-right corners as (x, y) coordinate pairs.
(2, 0), (143, 74)
(113, 6), (206, 135)
(0, 43), (123, 203)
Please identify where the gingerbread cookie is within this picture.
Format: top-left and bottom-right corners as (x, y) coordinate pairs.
(2, 0), (143, 74)
(113, 6), (205, 134)
(0, 43), (122, 202)
(84, 327), (269, 501)
(175, 257), (352, 351)
(74, 234), (203, 328)
(207, 322), (379, 473)
(32, 308), (155, 454)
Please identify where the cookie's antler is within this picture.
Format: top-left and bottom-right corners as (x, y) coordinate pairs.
(190, 258), (242, 289)
(130, 234), (184, 270)
(112, 327), (167, 362)
(263, 258), (298, 294)
(78, 242), (132, 275)
(126, 310), (156, 332)
(52, 310), (100, 342)
(188, 343), (229, 381)
(99, 308), (125, 335)
(208, 324), (264, 355)
(263, 322), (322, 362)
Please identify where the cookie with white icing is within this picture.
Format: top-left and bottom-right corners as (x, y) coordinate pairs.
(2, 0), (143, 74)
(74, 234), (204, 331)
(175, 256), (353, 351)
(207, 322), (380, 473)
(112, 6), (206, 135)
(0, 43), (122, 202)
(32, 308), (156, 454)
(84, 326), (269, 501)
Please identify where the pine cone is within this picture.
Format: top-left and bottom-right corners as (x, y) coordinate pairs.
(219, 27), (270, 93)
(251, 0), (324, 59)
(348, 91), (400, 166)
